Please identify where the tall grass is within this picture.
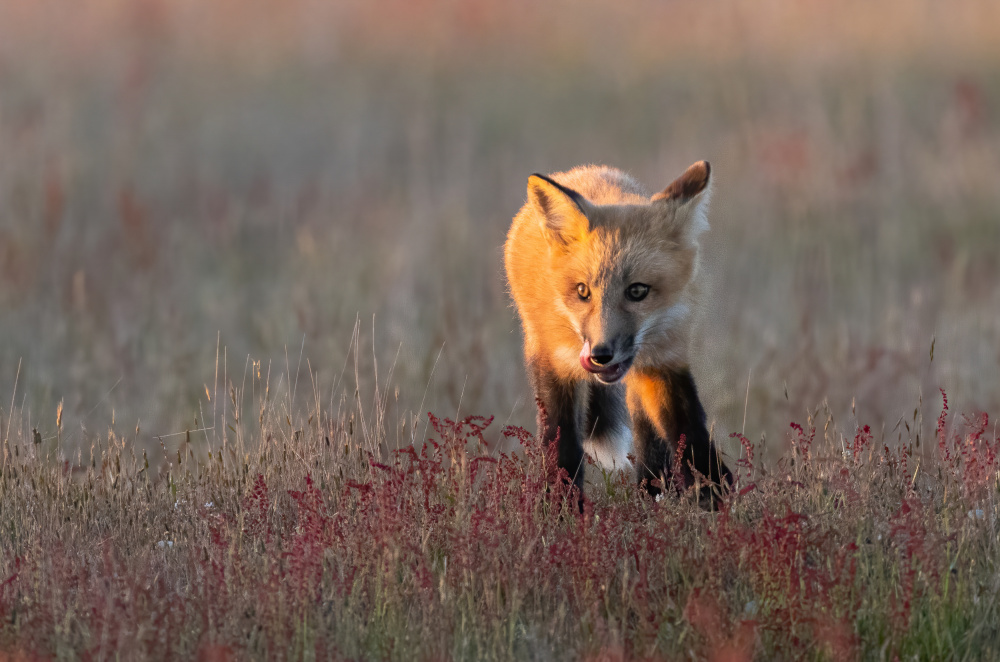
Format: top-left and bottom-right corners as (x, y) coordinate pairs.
(1, 359), (997, 659)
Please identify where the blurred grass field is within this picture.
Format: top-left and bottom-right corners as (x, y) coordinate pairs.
(1, 0), (999, 461)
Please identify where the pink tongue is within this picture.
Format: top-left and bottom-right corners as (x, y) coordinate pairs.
(579, 340), (594, 370)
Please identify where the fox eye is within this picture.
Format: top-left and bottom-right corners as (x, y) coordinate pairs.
(576, 283), (591, 301)
(626, 283), (650, 302)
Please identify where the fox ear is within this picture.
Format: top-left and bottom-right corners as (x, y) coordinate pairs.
(527, 174), (590, 246)
(651, 160), (712, 241)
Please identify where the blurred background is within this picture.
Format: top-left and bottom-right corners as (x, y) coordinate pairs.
(1, 0), (998, 461)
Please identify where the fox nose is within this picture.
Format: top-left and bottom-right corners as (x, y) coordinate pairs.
(589, 344), (615, 366)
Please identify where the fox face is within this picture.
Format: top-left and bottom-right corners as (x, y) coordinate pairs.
(524, 161), (711, 382)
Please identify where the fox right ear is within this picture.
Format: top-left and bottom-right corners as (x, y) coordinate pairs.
(651, 160), (712, 243)
(652, 160), (711, 205)
(527, 174), (590, 247)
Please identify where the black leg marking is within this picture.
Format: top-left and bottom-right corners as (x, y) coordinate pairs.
(528, 360), (586, 491)
(631, 412), (667, 497)
(631, 368), (733, 503)
(665, 368), (732, 491)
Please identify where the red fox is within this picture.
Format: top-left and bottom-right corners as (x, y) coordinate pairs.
(504, 161), (732, 500)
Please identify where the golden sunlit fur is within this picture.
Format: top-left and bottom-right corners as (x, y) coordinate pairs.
(505, 162), (730, 496)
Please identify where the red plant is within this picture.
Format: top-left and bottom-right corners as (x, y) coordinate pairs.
(707, 504), (860, 653)
(788, 422), (815, 470)
(730, 431), (755, 481)
(937, 388), (951, 463)
(684, 589), (756, 662)
(934, 389), (997, 503)
(0, 399), (991, 659)
(671, 433), (689, 492)
(852, 425), (872, 465)
(887, 496), (943, 640)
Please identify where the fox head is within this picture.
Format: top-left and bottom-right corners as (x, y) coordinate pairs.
(526, 161), (711, 382)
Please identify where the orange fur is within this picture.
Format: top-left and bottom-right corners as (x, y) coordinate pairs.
(626, 369), (673, 440)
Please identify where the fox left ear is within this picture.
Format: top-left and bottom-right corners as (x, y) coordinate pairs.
(527, 174), (591, 247)
(651, 160), (712, 242)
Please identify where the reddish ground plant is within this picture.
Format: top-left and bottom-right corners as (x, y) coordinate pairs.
(0, 393), (997, 660)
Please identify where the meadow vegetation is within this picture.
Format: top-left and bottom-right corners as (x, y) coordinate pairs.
(1, 372), (998, 659)
(1, 0), (999, 658)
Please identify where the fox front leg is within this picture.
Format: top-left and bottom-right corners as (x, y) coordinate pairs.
(627, 367), (732, 500)
(527, 360), (587, 491)
(630, 411), (669, 497)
